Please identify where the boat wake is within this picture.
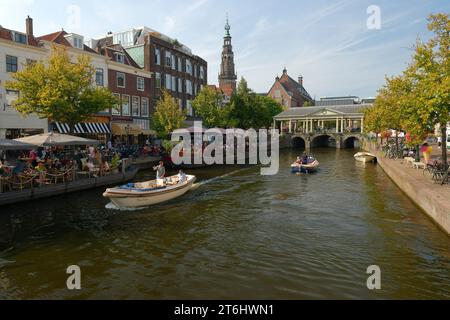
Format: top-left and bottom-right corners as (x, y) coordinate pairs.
(105, 202), (148, 212)
(192, 168), (249, 189)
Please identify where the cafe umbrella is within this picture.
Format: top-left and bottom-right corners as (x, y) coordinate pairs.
(15, 132), (101, 147)
(0, 139), (36, 151)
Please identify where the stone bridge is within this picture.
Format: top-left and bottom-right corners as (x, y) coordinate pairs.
(289, 132), (363, 149)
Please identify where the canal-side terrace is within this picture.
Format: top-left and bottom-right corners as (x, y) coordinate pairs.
(273, 104), (373, 149)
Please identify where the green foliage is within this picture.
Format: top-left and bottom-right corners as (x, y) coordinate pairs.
(365, 13), (449, 154)
(192, 77), (283, 130)
(152, 90), (187, 137)
(192, 86), (232, 128)
(228, 77), (283, 129)
(6, 46), (117, 132)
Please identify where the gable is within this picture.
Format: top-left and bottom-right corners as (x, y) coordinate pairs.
(306, 108), (344, 117)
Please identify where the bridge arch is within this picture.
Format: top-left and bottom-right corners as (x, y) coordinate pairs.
(343, 135), (361, 149)
(292, 136), (306, 149)
(311, 134), (337, 148)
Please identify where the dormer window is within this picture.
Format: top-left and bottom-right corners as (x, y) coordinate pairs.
(115, 53), (125, 64)
(73, 37), (84, 49)
(13, 32), (27, 44)
(65, 34), (84, 49)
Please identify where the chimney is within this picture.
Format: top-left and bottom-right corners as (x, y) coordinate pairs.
(26, 16), (33, 37)
(298, 76), (304, 86)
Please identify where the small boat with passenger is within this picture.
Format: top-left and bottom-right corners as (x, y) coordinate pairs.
(103, 174), (196, 209)
(291, 154), (320, 174)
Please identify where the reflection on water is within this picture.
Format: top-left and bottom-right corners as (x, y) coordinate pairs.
(0, 149), (449, 299)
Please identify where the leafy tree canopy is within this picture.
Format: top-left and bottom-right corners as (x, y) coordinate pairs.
(6, 45), (117, 132)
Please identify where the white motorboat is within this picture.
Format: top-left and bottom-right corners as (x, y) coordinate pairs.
(103, 175), (196, 209)
(354, 152), (377, 163)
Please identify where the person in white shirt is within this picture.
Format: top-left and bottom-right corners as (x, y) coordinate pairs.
(178, 170), (187, 183)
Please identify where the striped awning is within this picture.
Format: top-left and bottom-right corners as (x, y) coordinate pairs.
(53, 122), (111, 134)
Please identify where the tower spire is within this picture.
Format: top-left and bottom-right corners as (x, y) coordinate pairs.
(225, 13), (231, 37)
(219, 13), (237, 97)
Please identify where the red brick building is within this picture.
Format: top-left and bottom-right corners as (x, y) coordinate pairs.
(98, 45), (153, 145)
(267, 68), (314, 109)
(89, 27), (207, 123)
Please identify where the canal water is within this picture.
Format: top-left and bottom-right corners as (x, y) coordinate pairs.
(0, 149), (449, 299)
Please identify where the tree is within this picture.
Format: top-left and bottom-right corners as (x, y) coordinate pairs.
(152, 90), (186, 137)
(365, 13), (450, 164)
(6, 46), (117, 133)
(254, 95), (284, 129)
(192, 87), (231, 128)
(408, 14), (450, 164)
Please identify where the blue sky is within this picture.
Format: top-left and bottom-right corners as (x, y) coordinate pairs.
(1, 0), (449, 98)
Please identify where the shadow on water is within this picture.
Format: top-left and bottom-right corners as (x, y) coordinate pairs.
(0, 149), (449, 299)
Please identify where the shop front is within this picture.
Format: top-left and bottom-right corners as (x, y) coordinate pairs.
(52, 115), (111, 144)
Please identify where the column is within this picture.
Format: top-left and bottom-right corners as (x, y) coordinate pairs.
(336, 118), (339, 133)
(289, 120), (292, 134)
(341, 117), (344, 133)
(361, 117), (364, 133)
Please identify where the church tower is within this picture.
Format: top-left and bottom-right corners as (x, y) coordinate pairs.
(219, 15), (237, 97)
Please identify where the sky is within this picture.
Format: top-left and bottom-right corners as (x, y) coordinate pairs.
(0, 0), (449, 99)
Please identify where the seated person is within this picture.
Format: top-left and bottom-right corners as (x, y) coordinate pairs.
(295, 157), (302, 165)
(177, 170), (187, 183)
(12, 160), (26, 176)
(35, 161), (47, 173)
(301, 152), (309, 165)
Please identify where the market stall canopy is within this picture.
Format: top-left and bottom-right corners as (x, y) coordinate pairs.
(0, 139), (36, 150)
(15, 132), (101, 147)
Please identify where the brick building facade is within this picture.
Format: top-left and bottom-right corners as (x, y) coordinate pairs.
(267, 68), (314, 109)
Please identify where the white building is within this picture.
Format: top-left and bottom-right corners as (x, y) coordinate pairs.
(0, 17), (49, 139)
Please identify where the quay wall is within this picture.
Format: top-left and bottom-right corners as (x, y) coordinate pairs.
(363, 141), (450, 235)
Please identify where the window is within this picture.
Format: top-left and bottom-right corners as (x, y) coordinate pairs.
(115, 53), (125, 64)
(155, 73), (161, 89)
(112, 93), (121, 115)
(14, 32), (27, 44)
(95, 68), (104, 87)
(121, 95), (130, 116)
(155, 48), (161, 65)
(113, 31), (134, 47)
(172, 76), (176, 92)
(185, 59), (192, 75)
(165, 51), (172, 67)
(200, 66), (205, 80)
(187, 100), (193, 116)
(137, 77), (145, 91)
(117, 72), (126, 88)
(132, 96), (140, 117)
(141, 98), (149, 117)
(178, 78), (183, 93)
(5, 90), (19, 108)
(186, 80), (193, 95)
(73, 37), (84, 49)
(274, 90), (281, 99)
(172, 54), (176, 70)
(193, 65), (197, 78)
(178, 57), (182, 72)
(6, 55), (18, 73)
(165, 74), (172, 90)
